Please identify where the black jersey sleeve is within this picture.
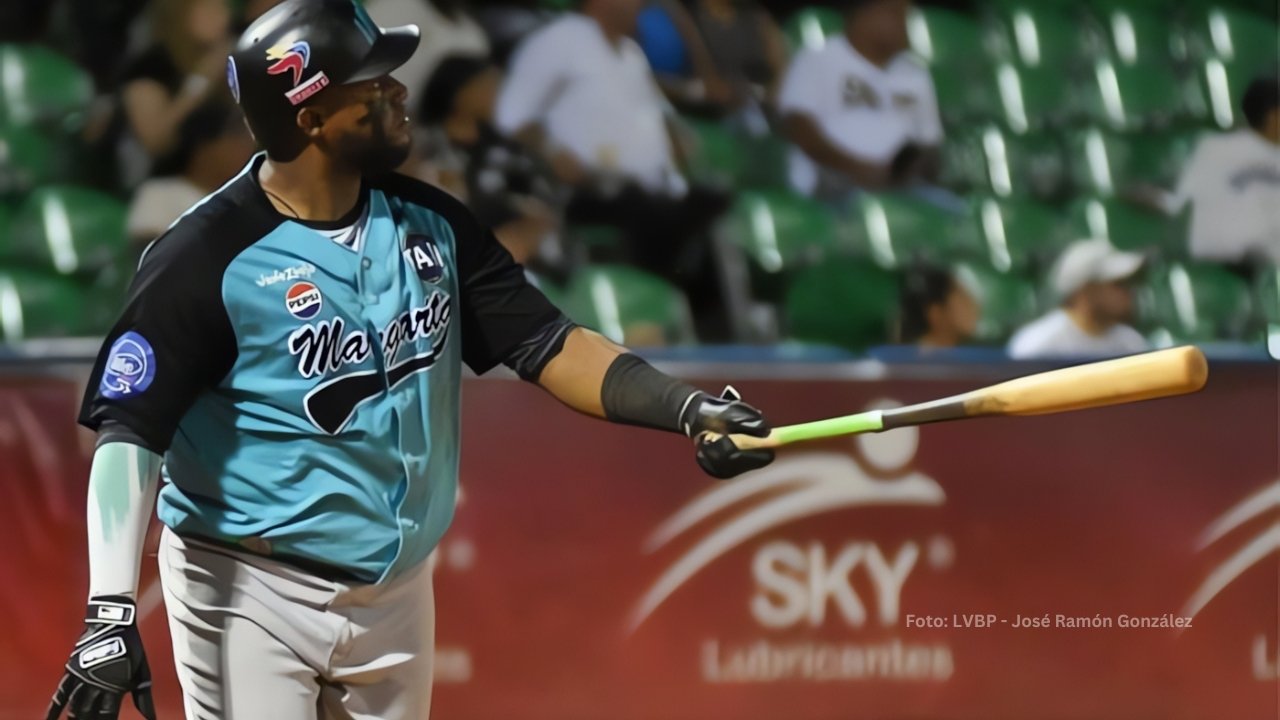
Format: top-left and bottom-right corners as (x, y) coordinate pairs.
(377, 173), (567, 375)
(78, 217), (241, 454)
(454, 223), (566, 374)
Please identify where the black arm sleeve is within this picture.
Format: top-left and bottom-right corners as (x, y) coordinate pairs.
(78, 229), (238, 455)
(600, 354), (703, 434)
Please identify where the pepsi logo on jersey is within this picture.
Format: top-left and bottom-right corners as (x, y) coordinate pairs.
(286, 281), (324, 320)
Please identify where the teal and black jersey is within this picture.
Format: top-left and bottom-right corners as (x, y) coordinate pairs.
(80, 153), (567, 583)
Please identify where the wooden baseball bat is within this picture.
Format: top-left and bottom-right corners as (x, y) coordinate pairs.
(711, 346), (1209, 451)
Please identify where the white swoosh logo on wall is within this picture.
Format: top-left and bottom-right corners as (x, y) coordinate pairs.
(1181, 479), (1280, 621)
(629, 453), (945, 633)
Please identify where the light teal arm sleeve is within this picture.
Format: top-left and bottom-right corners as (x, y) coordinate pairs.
(85, 442), (162, 599)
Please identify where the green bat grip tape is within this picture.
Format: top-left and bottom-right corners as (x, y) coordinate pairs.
(773, 410), (885, 445)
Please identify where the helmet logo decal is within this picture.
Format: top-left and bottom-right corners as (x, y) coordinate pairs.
(266, 40), (311, 86)
(265, 39), (330, 105)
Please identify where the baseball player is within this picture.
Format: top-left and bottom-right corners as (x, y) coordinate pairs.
(45, 1), (774, 718)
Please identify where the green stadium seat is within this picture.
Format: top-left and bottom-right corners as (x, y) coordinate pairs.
(1195, 57), (1269, 129)
(0, 45), (94, 131)
(1069, 196), (1182, 256)
(1080, 61), (1186, 130)
(1119, 128), (1204, 190)
(845, 193), (979, 269)
(738, 133), (790, 191)
(1181, 0), (1276, 17)
(953, 261), (1040, 341)
(968, 196), (1071, 272)
(942, 124), (1068, 199)
(9, 186), (128, 278)
(784, 7), (843, 53)
(782, 258), (899, 350)
(0, 204), (12, 260)
(987, 3), (1091, 68)
(930, 62), (1000, 125)
(1064, 126), (1204, 194)
(559, 264), (696, 346)
(991, 62), (1078, 132)
(0, 269), (96, 341)
(908, 7), (989, 67)
(1141, 261), (1253, 340)
(1185, 6), (1278, 72)
(681, 118), (746, 190)
(0, 125), (72, 198)
(720, 190), (842, 274)
(679, 120), (791, 192)
(1086, 2), (1183, 64)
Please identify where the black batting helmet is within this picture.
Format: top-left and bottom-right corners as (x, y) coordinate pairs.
(226, 0), (420, 160)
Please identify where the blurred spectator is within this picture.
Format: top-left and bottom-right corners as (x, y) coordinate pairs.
(241, 0), (290, 25)
(777, 0), (945, 204)
(689, 0), (787, 109)
(365, 0), (489, 100)
(0, 0), (53, 41)
(495, 0), (732, 337)
(1174, 75), (1280, 266)
(1008, 239), (1148, 359)
(636, 0), (733, 113)
(126, 100), (255, 249)
(60, 0), (149, 87)
(117, 0), (232, 183)
(897, 265), (979, 348)
(497, 0), (683, 193)
(472, 3), (556, 67)
(419, 56), (562, 266)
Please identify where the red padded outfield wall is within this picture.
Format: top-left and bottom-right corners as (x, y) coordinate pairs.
(1, 364), (1277, 719)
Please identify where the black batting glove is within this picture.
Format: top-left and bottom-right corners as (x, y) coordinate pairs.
(47, 596), (156, 720)
(681, 386), (775, 479)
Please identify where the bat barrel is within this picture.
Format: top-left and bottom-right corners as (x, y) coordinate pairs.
(965, 346), (1209, 417)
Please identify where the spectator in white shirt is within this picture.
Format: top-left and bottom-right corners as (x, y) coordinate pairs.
(1008, 239), (1149, 359)
(497, 0), (687, 194)
(777, 0), (946, 204)
(1176, 75), (1280, 267)
(496, 0), (732, 338)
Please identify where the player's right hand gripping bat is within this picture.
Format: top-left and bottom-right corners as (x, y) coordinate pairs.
(705, 346), (1209, 450)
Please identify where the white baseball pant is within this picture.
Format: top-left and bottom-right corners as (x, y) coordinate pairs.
(157, 527), (435, 719)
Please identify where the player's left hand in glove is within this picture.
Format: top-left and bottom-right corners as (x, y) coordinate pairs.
(682, 386), (775, 479)
(47, 596), (156, 720)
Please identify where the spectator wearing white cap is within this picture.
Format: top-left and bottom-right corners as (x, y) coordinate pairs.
(1008, 239), (1149, 359)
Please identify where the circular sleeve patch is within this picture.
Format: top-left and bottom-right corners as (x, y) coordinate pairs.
(100, 331), (157, 399)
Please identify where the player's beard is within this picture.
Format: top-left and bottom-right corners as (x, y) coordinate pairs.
(335, 98), (411, 175)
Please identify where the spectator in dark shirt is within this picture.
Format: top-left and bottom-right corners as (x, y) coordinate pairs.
(897, 265), (979, 348)
(117, 0), (232, 182)
(636, 0), (733, 114)
(420, 55), (562, 266)
(690, 0), (787, 109)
